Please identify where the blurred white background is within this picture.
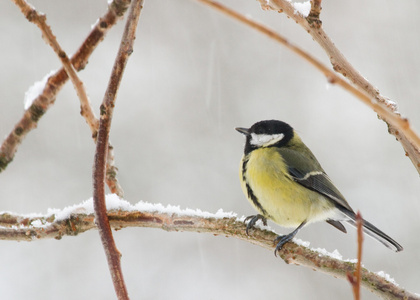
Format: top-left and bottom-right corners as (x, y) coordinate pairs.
(1, 0), (419, 299)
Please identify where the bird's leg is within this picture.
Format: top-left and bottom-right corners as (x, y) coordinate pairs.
(274, 221), (307, 256)
(244, 214), (267, 235)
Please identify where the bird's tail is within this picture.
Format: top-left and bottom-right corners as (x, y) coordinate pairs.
(340, 208), (403, 252)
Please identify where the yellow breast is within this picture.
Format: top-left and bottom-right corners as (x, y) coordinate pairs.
(240, 148), (335, 228)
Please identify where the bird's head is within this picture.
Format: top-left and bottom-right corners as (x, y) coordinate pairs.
(236, 120), (294, 154)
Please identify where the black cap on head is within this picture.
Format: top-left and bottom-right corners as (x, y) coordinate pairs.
(236, 120), (294, 154)
(249, 120), (293, 135)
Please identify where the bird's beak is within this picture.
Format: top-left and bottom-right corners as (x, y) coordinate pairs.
(235, 127), (250, 135)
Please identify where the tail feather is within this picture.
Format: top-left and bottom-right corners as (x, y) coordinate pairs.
(339, 208), (403, 252)
(326, 219), (347, 233)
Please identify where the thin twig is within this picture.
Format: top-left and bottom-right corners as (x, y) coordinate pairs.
(11, 0), (99, 135)
(2, 0), (126, 167)
(0, 202), (417, 300)
(355, 212), (363, 300)
(4, 0), (127, 197)
(105, 144), (124, 197)
(347, 211), (363, 300)
(12, 0), (123, 197)
(196, 0), (326, 72)
(93, 0), (144, 299)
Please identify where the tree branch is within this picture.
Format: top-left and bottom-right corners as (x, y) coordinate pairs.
(3, 0), (127, 197)
(347, 212), (363, 300)
(0, 198), (417, 300)
(197, 0), (420, 175)
(263, 0), (420, 174)
(93, 0), (144, 298)
(11, 0), (99, 136)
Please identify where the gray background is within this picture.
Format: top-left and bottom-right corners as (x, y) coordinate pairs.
(1, 0), (419, 299)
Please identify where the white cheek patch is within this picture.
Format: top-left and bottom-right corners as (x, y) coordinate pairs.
(250, 133), (285, 147)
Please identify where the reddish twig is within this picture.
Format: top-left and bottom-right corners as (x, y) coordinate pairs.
(92, 0), (144, 299)
(347, 211), (363, 300)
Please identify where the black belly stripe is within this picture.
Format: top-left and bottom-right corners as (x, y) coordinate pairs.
(241, 159), (248, 182)
(242, 156), (268, 216)
(245, 183), (268, 216)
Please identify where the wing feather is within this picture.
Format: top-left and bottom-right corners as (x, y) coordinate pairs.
(277, 148), (353, 212)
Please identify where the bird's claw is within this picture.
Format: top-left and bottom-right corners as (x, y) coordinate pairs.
(244, 214), (267, 235)
(273, 235), (289, 257)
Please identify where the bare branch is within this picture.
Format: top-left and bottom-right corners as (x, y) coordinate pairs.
(0, 201), (417, 300)
(203, 0), (420, 175)
(93, 0), (144, 298)
(1, 0), (123, 169)
(272, 0), (420, 173)
(347, 212), (363, 300)
(3, 0), (127, 197)
(11, 0), (99, 136)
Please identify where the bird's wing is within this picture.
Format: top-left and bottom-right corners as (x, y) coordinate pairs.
(277, 148), (353, 212)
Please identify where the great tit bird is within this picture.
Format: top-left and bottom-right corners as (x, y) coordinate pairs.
(236, 120), (403, 255)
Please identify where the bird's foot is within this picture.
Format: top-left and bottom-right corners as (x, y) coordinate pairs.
(244, 214), (267, 235)
(273, 221), (307, 257)
(273, 234), (294, 257)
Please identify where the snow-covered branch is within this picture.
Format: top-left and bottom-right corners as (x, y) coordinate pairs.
(1, 1), (418, 299)
(0, 195), (417, 300)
